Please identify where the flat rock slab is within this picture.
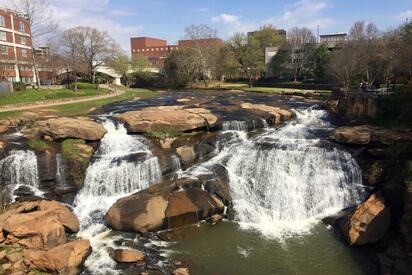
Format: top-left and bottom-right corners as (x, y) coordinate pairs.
(118, 106), (218, 133)
(36, 117), (107, 141)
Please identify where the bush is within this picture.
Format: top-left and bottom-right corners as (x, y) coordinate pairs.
(12, 82), (26, 91)
(146, 129), (183, 139)
(70, 82), (98, 90)
(376, 93), (412, 128)
(130, 72), (166, 88)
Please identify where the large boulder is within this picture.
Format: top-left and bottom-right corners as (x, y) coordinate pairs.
(24, 240), (91, 273)
(117, 106), (218, 133)
(240, 103), (294, 125)
(105, 180), (226, 233)
(111, 249), (145, 263)
(0, 200), (80, 250)
(36, 117), (107, 141)
(340, 193), (391, 246)
(330, 125), (412, 146)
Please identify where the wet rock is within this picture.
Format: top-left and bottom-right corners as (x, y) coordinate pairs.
(0, 140), (6, 151)
(0, 125), (8, 134)
(24, 240), (91, 273)
(112, 249), (145, 263)
(35, 117), (107, 141)
(0, 226), (4, 243)
(173, 267), (190, 275)
(322, 207), (355, 226)
(117, 106), (218, 133)
(176, 146), (196, 165)
(106, 181), (226, 233)
(365, 161), (387, 186)
(209, 214), (223, 224)
(340, 193), (391, 246)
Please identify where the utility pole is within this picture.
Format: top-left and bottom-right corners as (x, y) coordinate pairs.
(317, 25), (320, 43)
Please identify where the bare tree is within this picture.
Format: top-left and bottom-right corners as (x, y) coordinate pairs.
(8, 0), (58, 88)
(349, 21), (383, 86)
(60, 29), (84, 91)
(328, 44), (359, 94)
(184, 24), (221, 87)
(287, 27), (316, 81)
(62, 27), (121, 84)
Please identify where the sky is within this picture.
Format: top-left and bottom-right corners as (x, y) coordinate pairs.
(1, 0), (411, 52)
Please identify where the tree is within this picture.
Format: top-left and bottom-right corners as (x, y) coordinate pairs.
(8, 0), (57, 88)
(328, 44), (359, 94)
(287, 27), (316, 81)
(183, 24), (221, 87)
(62, 27), (121, 84)
(348, 21), (384, 86)
(163, 49), (197, 88)
(268, 44), (291, 80)
(307, 43), (332, 81)
(110, 55), (150, 87)
(226, 33), (263, 87)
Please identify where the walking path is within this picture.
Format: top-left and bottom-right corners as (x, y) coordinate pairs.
(0, 89), (126, 113)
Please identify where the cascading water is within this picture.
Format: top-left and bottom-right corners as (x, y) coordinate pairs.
(182, 107), (365, 239)
(73, 119), (162, 273)
(55, 153), (66, 186)
(0, 150), (42, 203)
(222, 120), (249, 131)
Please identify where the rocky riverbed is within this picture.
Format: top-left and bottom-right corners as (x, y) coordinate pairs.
(0, 90), (411, 274)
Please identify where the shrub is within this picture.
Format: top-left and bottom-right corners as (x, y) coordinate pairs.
(70, 82), (98, 90)
(130, 72), (166, 88)
(146, 129), (183, 139)
(28, 140), (50, 151)
(12, 82), (26, 91)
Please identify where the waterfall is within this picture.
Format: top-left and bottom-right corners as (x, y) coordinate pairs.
(0, 150), (42, 203)
(222, 121), (249, 131)
(181, 107), (365, 239)
(73, 119), (162, 274)
(56, 154), (66, 186)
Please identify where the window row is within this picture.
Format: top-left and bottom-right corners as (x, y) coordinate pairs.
(0, 45), (30, 57)
(0, 30), (29, 45)
(0, 15), (26, 32)
(133, 47), (178, 53)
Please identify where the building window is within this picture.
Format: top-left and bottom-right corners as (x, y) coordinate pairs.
(0, 31), (6, 41)
(0, 45), (7, 54)
(21, 49), (28, 57)
(20, 36), (27, 45)
(0, 16), (5, 27)
(19, 21), (25, 32)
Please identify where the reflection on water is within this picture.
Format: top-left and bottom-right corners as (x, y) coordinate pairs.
(166, 222), (378, 275)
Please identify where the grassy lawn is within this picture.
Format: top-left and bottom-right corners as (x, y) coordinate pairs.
(47, 88), (157, 116)
(0, 88), (108, 106)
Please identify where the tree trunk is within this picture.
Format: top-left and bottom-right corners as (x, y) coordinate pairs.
(31, 47), (41, 89)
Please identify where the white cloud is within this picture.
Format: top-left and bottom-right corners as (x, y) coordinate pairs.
(211, 13), (257, 36)
(266, 0), (335, 31)
(396, 10), (412, 21)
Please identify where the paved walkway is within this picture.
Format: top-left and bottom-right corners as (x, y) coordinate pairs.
(0, 89), (126, 113)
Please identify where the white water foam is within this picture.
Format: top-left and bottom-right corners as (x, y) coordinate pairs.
(0, 150), (42, 203)
(73, 119), (162, 274)
(180, 107), (365, 240)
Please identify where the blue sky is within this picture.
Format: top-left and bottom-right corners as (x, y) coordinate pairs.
(1, 0), (411, 51)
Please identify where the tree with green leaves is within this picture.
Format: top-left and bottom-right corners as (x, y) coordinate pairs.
(163, 49), (197, 88)
(110, 55), (151, 87)
(307, 43), (332, 81)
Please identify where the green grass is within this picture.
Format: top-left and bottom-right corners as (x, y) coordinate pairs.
(28, 140), (50, 151)
(0, 244), (23, 255)
(146, 129), (183, 139)
(48, 88), (157, 117)
(243, 86), (331, 95)
(0, 111), (22, 120)
(61, 139), (93, 169)
(0, 88), (108, 106)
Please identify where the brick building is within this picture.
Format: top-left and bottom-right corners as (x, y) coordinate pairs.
(0, 8), (34, 83)
(320, 33), (347, 50)
(130, 36), (223, 68)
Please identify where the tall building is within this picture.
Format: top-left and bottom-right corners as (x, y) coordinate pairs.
(0, 8), (34, 83)
(130, 36), (223, 68)
(320, 33), (347, 50)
